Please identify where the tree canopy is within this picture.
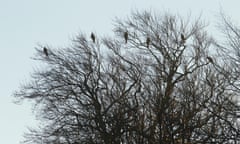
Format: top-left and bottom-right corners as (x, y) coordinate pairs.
(14, 11), (240, 144)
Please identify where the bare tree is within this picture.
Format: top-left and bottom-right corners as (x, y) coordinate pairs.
(14, 11), (240, 144)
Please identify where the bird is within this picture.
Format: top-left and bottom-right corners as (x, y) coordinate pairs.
(124, 31), (128, 43)
(207, 56), (213, 63)
(181, 33), (186, 43)
(43, 47), (48, 57)
(146, 37), (151, 48)
(91, 32), (95, 43)
(181, 33), (185, 41)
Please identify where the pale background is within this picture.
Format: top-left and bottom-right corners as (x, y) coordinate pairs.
(0, 0), (238, 143)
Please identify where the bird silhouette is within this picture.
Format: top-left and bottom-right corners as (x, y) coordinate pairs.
(91, 32), (95, 43)
(124, 31), (128, 43)
(146, 37), (150, 48)
(181, 33), (185, 41)
(43, 47), (48, 57)
(207, 56), (213, 63)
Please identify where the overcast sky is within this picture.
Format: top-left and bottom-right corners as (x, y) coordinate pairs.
(0, 0), (239, 143)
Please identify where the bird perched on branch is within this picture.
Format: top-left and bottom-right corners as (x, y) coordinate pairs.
(181, 33), (186, 43)
(124, 31), (128, 44)
(181, 33), (185, 40)
(146, 37), (150, 48)
(91, 32), (95, 43)
(207, 56), (213, 64)
(43, 47), (48, 57)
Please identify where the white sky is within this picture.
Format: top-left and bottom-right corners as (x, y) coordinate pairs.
(0, 0), (239, 143)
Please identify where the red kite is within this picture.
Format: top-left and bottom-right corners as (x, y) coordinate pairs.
(91, 32), (95, 43)
(124, 31), (128, 43)
(146, 37), (150, 48)
(207, 56), (213, 63)
(43, 47), (48, 57)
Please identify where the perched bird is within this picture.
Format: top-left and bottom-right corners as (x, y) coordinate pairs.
(207, 56), (213, 63)
(181, 33), (185, 41)
(43, 47), (48, 57)
(181, 33), (186, 44)
(146, 37), (151, 48)
(124, 31), (128, 44)
(91, 32), (95, 43)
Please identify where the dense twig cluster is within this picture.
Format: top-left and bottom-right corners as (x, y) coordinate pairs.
(15, 11), (240, 144)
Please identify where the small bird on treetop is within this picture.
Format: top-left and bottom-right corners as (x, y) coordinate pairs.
(91, 32), (95, 43)
(207, 56), (213, 64)
(124, 31), (128, 44)
(146, 37), (150, 48)
(181, 33), (185, 41)
(43, 47), (48, 57)
(181, 33), (186, 43)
